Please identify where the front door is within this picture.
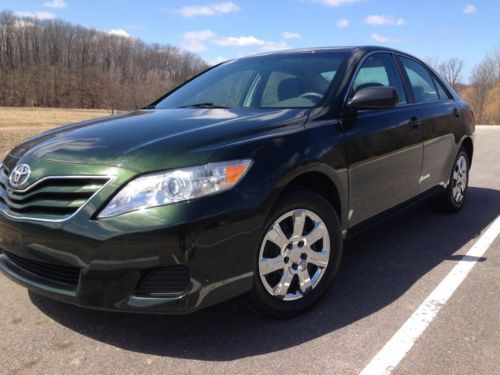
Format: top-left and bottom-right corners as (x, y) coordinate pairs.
(342, 53), (423, 226)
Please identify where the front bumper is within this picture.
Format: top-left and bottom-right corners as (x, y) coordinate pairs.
(0, 188), (269, 314)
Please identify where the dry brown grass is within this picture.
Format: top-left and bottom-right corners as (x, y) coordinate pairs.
(0, 107), (113, 157)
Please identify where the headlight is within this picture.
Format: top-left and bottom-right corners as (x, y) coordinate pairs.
(98, 159), (252, 218)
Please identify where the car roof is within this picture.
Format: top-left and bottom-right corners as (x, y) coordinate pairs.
(237, 46), (416, 60)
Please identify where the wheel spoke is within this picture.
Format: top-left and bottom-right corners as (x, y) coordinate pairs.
(273, 269), (294, 297)
(307, 249), (329, 268)
(298, 268), (312, 293)
(305, 222), (326, 246)
(460, 159), (466, 173)
(260, 256), (285, 275)
(292, 210), (306, 237)
(259, 208), (331, 301)
(266, 223), (288, 249)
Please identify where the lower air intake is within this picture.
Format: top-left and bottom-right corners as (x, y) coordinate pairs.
(4, 251), (80, 286)
(137, 265), (190, 296)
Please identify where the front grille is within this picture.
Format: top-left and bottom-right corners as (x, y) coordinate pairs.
(0, 168), (109, 221)
(4, 251), (81, 286)
(137, 266), (190, 296)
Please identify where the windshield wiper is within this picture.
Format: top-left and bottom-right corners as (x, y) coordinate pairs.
(177, 103), (230, 109)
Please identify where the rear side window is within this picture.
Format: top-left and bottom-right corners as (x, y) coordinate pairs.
(433, 77), (452, 100)
(399, 57), (440, 103)
(353, 54), (407, 104)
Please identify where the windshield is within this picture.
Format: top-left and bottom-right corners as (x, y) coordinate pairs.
(154, 52), (348, 109)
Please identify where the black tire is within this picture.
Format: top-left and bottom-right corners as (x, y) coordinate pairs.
(249, 190), (343, 318)
(432, 148), (470, 213)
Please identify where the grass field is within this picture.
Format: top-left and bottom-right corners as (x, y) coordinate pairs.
(0, 107), (113, 157)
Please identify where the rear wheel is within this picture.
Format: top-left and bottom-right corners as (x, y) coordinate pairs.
(432, 148), (469, 212)
(249, 190), (342, 318)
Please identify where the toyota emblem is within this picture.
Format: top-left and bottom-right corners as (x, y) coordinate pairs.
(9, 164), (31, 189)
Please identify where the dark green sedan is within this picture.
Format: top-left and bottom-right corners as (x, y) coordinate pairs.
(0, 46), (475, 317)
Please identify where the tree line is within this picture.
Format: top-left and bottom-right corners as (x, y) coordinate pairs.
(0, 10), (498, 123)
(428, 48), (500, 125)
(0, 11), (208, 111)
(461, 49), (500, 125)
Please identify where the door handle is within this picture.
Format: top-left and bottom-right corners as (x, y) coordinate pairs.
(409, 116), (423, 128)
(453, 108), (460, 118)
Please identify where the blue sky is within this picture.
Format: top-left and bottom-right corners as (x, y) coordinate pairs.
(2, 0), (499, 82)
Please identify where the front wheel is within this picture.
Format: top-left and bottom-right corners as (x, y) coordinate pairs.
(249, 190), (342, 318)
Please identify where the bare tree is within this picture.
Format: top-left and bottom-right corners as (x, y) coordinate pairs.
(0, 11), (209, 110)
(425, 57), (465, 91)
(468, 47), (500, 123)
(438, 58), (464, 90)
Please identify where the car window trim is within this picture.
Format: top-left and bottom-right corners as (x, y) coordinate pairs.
(390, 53), (413, 104)
(242, 71), (262, 107)
(430, 73), (453, 101)
(394, 53), (456, 104)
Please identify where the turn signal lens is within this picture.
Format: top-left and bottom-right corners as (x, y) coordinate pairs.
(225, 164), (247, 184)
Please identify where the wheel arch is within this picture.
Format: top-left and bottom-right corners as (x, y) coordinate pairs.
(270, 164), (348, 234)
(460, 136), (474, 164)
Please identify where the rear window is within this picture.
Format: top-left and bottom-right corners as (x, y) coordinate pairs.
(433, 77), (452, 100)
(399, 57), (440, 103)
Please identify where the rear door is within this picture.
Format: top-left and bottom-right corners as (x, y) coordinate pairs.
(396, 56), (460, 192)
(342, 53), (424, 226)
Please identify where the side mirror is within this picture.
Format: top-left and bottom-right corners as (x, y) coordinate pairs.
(347, 86), (399, 110)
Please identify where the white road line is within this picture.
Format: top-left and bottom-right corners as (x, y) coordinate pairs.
(359, 215), (500, 375)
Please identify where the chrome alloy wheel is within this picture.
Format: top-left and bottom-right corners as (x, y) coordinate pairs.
(452, 155), (468, 204)
(258, 209), (331, 301)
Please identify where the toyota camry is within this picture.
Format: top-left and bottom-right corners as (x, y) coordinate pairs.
(0, 46), (475, 317)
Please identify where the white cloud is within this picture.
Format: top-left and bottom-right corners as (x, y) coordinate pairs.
(365, 15), (406, 26)
(211, 56), (229, 64)
(106, 28), (131, 38)
(311, 0), (361, 6)
(181, 41), (208, 52)
(14, 20), (35, 28)
(370, 33), (399, 43)
(15, 11), (56, 20)
(176, 2), (239, 18)
(215, 36), (267, 47)
(336, 19), (350, 27)
(463, 4), (477, 14)
(180, 29), (289, 53)
(183, 29), (217, 41)
(214, 36), (289, 52)
(43, 0), (66, 8)
(281, 31), (302, 40)
(254, 41), (289, 53)
(181, 29), (217, 52)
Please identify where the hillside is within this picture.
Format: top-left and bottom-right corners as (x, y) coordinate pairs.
(0, 11), (208, 111)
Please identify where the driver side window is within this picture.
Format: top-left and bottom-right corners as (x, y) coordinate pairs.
(353, 54), (407, 104)
(261, 72), (297, 106)
(191, 70), (255, 107)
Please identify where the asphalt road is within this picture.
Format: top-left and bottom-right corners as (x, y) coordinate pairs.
(1, 126), (499, 375)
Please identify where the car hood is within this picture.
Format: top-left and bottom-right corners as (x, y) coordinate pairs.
(5, 108), (309, 172)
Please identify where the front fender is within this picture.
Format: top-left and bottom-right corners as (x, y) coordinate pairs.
(209, 121), (349, 232)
